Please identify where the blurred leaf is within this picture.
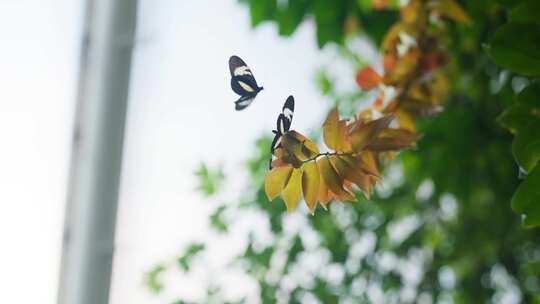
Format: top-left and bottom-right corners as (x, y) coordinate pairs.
(512, 164), (540, 227)
(210, 205), (228, 233)
(195, 164), (225, 197)
(282, 168), (303, 212)
(265, 166), (293, 201)
(509, 1), (540, 26)
(276, 0), (310, 36)
(302, 161), (320, 212)
(144, 264), (166, 294)
(430, 0), (471, 25)
(356, 65), (382, 90)
(365, 128), (418, 151)
(177, 243), (205, 272)
(499, 84), (540, 173)
(246, 0), (278, 27)
(350, 116), (393, 151)
(485, 23), (540, 77)
(313, 0), (347, 47)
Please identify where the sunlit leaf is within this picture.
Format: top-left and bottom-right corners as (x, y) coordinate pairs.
(318, 156), (354, 201)
(395, 109), (416, 131)
(281, 131), (319, 164)
(323, 108), (339, 150)
(350, 116), (394, 151)
(365, 128), (418, 151)
(265, 166), (293, 201)
(512, 164), (540, 227)
(356, 66), (382, 90)
(282, 168), (303, 212)
(317, 170), (331, 209)
(302, 161), (320, 213)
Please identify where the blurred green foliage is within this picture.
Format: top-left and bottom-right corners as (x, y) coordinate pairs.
(146, 0), (540, 303)
(195, 163), (225, 197)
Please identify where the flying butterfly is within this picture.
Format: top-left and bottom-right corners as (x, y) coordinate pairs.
(269, 95), (295, 169)
(229, 55), (264, 111)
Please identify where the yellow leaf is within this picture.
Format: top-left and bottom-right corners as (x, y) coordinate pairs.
(431, 0), (471, 25)
(349, 116), (394, 152)
(282, 168), (303, 213)
(281, 131), (319, 164)
(302, 161), (320, 213)
(323, 108), (339, 150)
(318, 156), (353, 201)
(395, 109), (416, 132)
(264, 166), (293, 201)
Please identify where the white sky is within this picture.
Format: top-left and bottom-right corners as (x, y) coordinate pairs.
(0, 0), (329, 303)
(0, 0), (82, 303)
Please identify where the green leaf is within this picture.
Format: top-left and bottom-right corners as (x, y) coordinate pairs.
(313, 0), (346, 48)
(195, 164), (225, 197)
(510, 1), (540, 26)
(144, 264), (166, 294)
(276, 0), (310, 36)
(177, 243), (205, 272)
(210, 205), (228, 233)
(485, 23), (540, 77)
(512, 127), (540, 173)
(247, 0), (278, 27)
(498, 84), (540, 172)
(512, 164), (540, 227)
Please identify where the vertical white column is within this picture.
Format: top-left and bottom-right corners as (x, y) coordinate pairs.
(57, 0), (137, 303)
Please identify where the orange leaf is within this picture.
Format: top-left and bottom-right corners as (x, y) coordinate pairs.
(383, 53), (396, 73)
(317, 171), (331, 209)
(318, 156), (354, 201)
(349, 116), (394, 152)
(265, 166), (293, 201)
(302, 161), (320, 213)
(365, 129), (418, 151)
(282, 168), (303, 213)
(339, 155), (376, 198)
(356, 66), (382, 90)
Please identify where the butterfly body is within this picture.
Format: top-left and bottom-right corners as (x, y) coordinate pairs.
(270, 96), (295, 169)
(229, 55), (263, 110)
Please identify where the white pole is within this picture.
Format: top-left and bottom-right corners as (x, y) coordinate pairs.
(57, 0), (137, 303)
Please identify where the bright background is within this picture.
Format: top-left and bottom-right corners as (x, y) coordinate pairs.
(0, 0), (331, 303)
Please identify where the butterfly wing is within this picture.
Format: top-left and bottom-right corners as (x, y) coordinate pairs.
(234, 95), (255, 111)
(230, 75), (259, 96)
(281, 95), (294, 131)
(269, 96), (296, 169)
(229, 55), (259, 87)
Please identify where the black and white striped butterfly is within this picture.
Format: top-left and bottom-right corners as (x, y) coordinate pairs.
(229, 55), (264, 111)
(270, 96), (295, 169)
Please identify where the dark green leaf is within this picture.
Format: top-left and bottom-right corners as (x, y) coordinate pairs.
(485, 23), (540, 77)
(511, 164), (540, 227)
(510, 0), (540, 26)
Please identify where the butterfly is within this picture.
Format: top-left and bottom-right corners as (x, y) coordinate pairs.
(229, 55), (264, 110)
(270, 95), (295, 169)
